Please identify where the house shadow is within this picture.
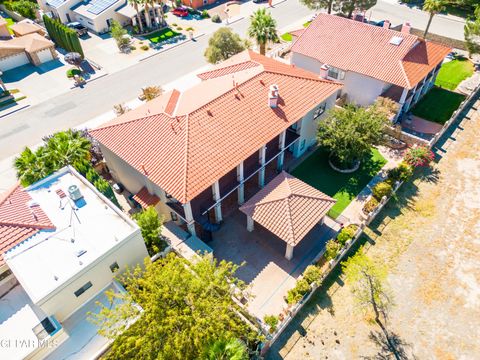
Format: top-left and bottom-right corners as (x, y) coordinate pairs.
(2, 60), (65, 83)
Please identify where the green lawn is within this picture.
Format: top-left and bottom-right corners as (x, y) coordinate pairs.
(144, 28), (180, 43)
(303, 21), (311, 28)
(411, 87), (466, 125)
(292, 148), (387, 218)
(435, 58), (474, 90)
(281, 32), (292, 42)
(5, 16), (15, 35)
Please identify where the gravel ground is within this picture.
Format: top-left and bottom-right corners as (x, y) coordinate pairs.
(267, 109), (480, 359)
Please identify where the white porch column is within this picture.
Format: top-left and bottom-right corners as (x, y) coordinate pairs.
(258, 145), (266, 188)
(183, 202), (196, 237)
(212, 181), (223, 223)
(247, 215), (254, 232)
(277, 130), (286, 171)
(285, 244), (294, 260)
(237, 162), (245, 205)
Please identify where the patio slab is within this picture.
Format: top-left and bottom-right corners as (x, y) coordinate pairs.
(402, 115), (444, 135)
(209, 210), (340, 320)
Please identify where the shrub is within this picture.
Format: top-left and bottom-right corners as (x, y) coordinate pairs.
(363, 197), (379, 215)
(404, 145), (434, 167)
(387, 162), (413, 182)
(86, 168), (100, 183)
(186, 27), (194, 31)
(286, 279), (310, 304)
(372, 181), (393, 200)
(134, 207), (165, 256)
(201, 10), (210, 18)
(140, 45), (149, 51)
(325, 239), (341, 261)
(211, 14), (222, 23)
(303, 265), (322, 285)
(7, 0), (38, 19)
(263, 315), (279, 332)
(130, 46), (136, 50)
(336, 224), (358, 246)
(172, 23), (178, 27)
(176, 26), (183, 30)
(66, 68), (82, 78)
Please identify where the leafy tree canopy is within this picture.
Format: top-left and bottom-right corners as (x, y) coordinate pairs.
(134, 206), (165, 255)
(90, 253), (261, 360)
(465, 5), (480, 55)
(204, 27), (248, 64)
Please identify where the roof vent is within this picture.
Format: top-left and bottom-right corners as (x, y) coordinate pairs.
(27, 200), (39, 208)
(319, 64), (329, 79)
(68, 185), (83, 201)
(76, 249), (86, 257)
(389, 36), (403, 46)
(268, 84), (279, 108)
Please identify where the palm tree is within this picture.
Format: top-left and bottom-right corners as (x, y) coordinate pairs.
(247, 8), (279, 55)
(129, 0), (144, 33)
(14, 147), (53, 186)
(204, 339), (248, 360)
(423, 0), (445, 38)
(45, 130), (91, 170)
(154, 0), (166, 27)
(142, 0), (152, 29)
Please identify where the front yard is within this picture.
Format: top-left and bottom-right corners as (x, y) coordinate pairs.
(435, 58), (474, 90)
(292, 148), (386, 218)
(411, 87), (465, 124)
(144, 27), (181, 44)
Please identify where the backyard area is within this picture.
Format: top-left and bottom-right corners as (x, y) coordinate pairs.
(411, 86), (465, 124)
(435, 57), (474, 90)
(292, 148), (386, 218)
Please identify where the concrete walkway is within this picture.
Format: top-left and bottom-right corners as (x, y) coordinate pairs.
(341, 146), (404, 224)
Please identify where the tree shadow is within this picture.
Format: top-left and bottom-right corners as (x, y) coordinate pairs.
(363, 329), (416, 360)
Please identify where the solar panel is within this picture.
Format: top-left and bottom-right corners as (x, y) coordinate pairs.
(46, 0), (65, 8)
(389, 36), (403, 46)
(87, 0), (117, 15)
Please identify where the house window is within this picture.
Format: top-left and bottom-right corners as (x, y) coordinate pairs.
(171, 212), (178, 221)
(327, 66), (345, 80)
(110, 262), (119, 273)
(313, 103), (326, 120)
(0, 269), (12, 282)
(74, 281), (93, 297)
(300, 139), (306, 151)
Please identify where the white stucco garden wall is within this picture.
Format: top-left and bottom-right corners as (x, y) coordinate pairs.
(290, 52), (322, 75)
(342, 71), (387, 106)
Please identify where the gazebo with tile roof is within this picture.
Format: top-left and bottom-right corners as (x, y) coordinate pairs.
(239, 171), (336, 260)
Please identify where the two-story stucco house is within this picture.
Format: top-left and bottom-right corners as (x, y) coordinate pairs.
(89, 50), (342, 250)
(0, 166), (148, 360)
(290, 14), (451, 118)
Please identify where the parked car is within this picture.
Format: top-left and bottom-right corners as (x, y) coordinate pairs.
(67, 22), (88, 36)
(253, 0), (268, 3)
(172, 7), (189, 17)
(112, 183), (124, 194)
(373, 20), (389, 28)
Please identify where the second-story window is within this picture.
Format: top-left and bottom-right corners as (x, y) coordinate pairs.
(327, 67), (345, 80)
(313, 103), (326, 120)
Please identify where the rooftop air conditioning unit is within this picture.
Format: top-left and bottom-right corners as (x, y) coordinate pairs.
(68, 185), (83, 201)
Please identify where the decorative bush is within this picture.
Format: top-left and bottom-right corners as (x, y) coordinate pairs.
(176, 27), (183, 30)
(372, 181), (393, 200)
(387, 162), (414, 182)
(263, 315), (279, 333)
(186, 27), (194, 31)
(6, 0), (38, 19)
(286, 279), (310, 304)
(140, 45), (149, 51)
(325, 239), (341, 261)
(66, 68), (82, 78)
(201, 10), (210, 18)
(336, 224), (358, 246)
(404, 145), (434, 167)
(363, 197), (379, 215)
(211, 14), (222, 23)
(303, 265), (322, 285)
(172, 23), (178, 27)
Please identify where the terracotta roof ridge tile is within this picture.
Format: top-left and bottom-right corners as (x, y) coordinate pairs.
(264, 69), (342, 86)
(0, 221), (55, 230)
(0, 183), (21, 207)
(197, 60), (261, 79)
(165, 89), (181, 116)
(93, 112), (171, 133)
(180, 113), (190, 203)
(398, 59), (412, 89)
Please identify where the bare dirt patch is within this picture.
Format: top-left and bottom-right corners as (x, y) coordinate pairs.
(267, 112), (480, 359)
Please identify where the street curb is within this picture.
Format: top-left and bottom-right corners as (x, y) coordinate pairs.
(69, 72), (109, 90)
(270, 0), (288, 6)
(139, 33), (206, 62)
(225, 16), (244, 25)
(0, 103), (31, 118)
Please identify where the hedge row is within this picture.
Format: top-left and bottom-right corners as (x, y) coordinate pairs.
(43, 15), (84, 57)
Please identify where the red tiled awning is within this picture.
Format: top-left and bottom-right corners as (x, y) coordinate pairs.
(133, 187), (160, 209)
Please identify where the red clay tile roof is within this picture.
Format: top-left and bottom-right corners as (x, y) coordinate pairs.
(133, 187), (160, 209)
(91, 51), (342, 204)
(240, 172), (336, 246)
(291, 14), (451, 89)
(0, 184), (55, 266)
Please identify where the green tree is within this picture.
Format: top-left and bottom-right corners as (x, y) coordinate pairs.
(110, 19), (129, 50)
(339, 0), (377, 18)
(90, 253), (260, 360)
(7, 0), (38, 19)
(14, 147), (53, 187)
(204, 27), (248, 64)
(423, 0), (446, 38)
(465, 5), (480, 55)
(134, 206), (164, 255)
(44, 130), (91, 170)
(203, 338), (249, 360)
(247, 9), (279, 55)
(342, 249), (400, 359)
(317, 104), (388, 169)
(301, 0), (337, 14)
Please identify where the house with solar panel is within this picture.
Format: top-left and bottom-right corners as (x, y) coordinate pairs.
(0, 166), (148, 359)
(37, 0), (149, 34)
(289, 14), (451, 118)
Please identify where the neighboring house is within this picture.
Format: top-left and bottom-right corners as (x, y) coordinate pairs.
(10, 19), (46, 37)
(0, 166), (148, 360)
(0, 33), (56, 72)
(89, 50), (342, 250)
(180, 0), (216, 9)
(37, 0), (158, 34)
(290, 14), (451, 117)
(0, 16), (11, 39)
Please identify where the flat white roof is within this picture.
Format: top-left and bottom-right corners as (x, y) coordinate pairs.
(5, 168), (137, 303)
(0, 285), (49, 360)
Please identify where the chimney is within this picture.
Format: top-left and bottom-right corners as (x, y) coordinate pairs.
(268, 84), (279, 108)
(401, 22), (411, 34)
(383, 20), (390, 29)
(319, 64), (329, 79)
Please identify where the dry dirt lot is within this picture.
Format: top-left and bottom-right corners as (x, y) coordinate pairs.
(267, 110), (480, 359)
